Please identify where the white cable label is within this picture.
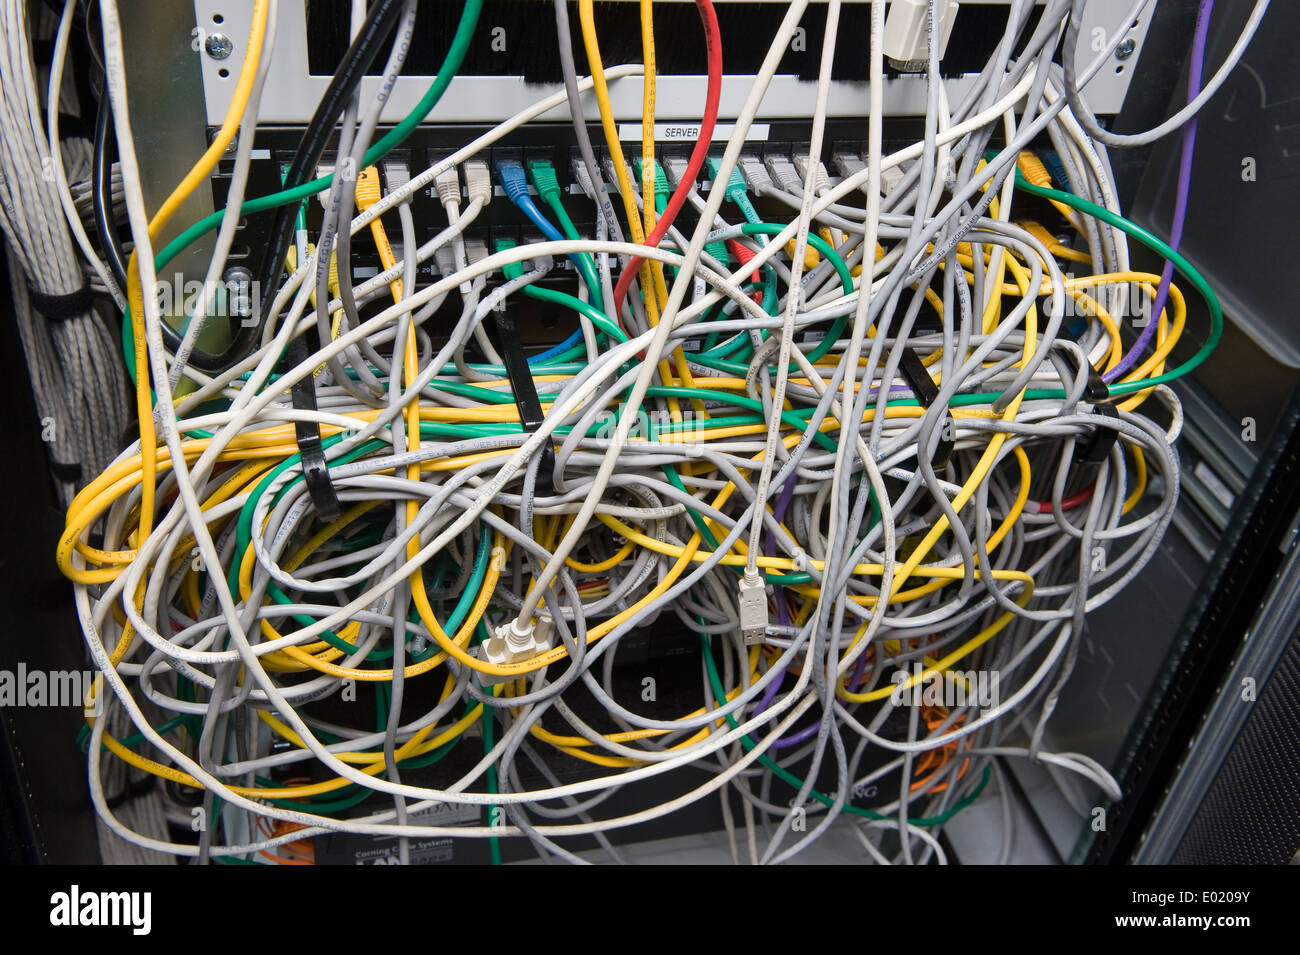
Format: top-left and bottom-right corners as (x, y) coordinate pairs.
(617, 123), (770, 143)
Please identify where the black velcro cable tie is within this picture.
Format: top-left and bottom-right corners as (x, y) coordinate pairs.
(899, 347), (953, 470)
(285, 337), (341, 523)
(28, 284), (93, 322)
(492, 309), (556, 495)
(56, 111), (91, 142)
(1083, 365), (1112, 404)
(51, 459), (82, 483)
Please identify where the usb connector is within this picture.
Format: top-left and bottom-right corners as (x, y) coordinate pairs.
(883, 0), (959, 73)
(738, 575), (769, 646)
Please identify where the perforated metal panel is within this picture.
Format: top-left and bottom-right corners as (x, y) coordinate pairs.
(1170, 631), (1300, 864)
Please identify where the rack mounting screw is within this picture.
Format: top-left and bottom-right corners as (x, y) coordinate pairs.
(205, 33), (234, 60)
(1116, 37), (1136, 59)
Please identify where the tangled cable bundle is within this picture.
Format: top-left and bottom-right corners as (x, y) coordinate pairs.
(0, 0), (130, 507)
(51, 0), (1262, 864)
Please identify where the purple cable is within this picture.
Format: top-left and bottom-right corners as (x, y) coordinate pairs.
(1103, 0), (1214, 382)
(768, 719), (822, 749)
(849, 639), (871, 689)
(764, 473), (800, 556)
(748, 383), (912, 746)
(752, 665), (787, 720)
(758, 380), (911, 562)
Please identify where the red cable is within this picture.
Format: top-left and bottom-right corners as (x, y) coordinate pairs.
(1032, 481), (1097, 514)
(611, 0), (723, 321)
(727, 239), (756, 277)
(727, 239), (764, 304)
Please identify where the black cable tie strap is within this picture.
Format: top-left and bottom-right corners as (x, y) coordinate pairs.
(295, 421), (341, 523)
(492, 309), (556, 495)
(1079, 402), (1120, 465)
(1059, 324), (1111, 404)
(1078, 355), (1111, 404)
(900, 347), (953, 470)
(1055, 344), (1119, 464)
(28, 284), (93, 322)
(286, 338), (341, 523)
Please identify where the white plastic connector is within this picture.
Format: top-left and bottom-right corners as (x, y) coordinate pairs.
(792, 155), (832, 196)
(433, 245), (458, 279)
(763, 155), (801, 195)
(879, 162), (905, 197)
(464, 237), (489, 266)
(571, 159), (598, 200)
(738, 575), (769, 646)
(738, 154), (774, 196)
(384, 160), (411, 195)
(662, 155), (692, 187)
(462, 160), (492, 206)
(863, 157), (915, 196)
(461, 238), (489, 297)
(479, 617), (554, 686)
(315, 164), (335, 207)
(833, 152), (866, 180)
(433, 166), (461, 207)
(847, 154), (906, 195)
(518, 234), (553, 275)
(883, 0), (959, 73)
(601, 157), (637, 195)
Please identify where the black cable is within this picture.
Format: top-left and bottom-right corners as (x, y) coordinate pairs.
(92, 89), (128, 295)
(266, 0), (406, 521)
(93, 0), (405, 377)
(246, 0), (406, 371)
(94, 79), (197, 359)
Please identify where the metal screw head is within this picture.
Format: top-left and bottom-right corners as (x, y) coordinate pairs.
(208, 127), (238, 154)
(1116, 37), (1137, 59)
(205, 32), (234, 60)
(223, 267), (254, 319)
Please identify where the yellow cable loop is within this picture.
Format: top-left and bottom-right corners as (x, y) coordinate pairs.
(118, 0), (270, 555)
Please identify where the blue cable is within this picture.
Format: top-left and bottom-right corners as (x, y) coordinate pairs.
(497, 160), (587, 364)
(526, 336), (582, 364)
(499, 160), (596, 278)
(500, 161), (565, 239)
